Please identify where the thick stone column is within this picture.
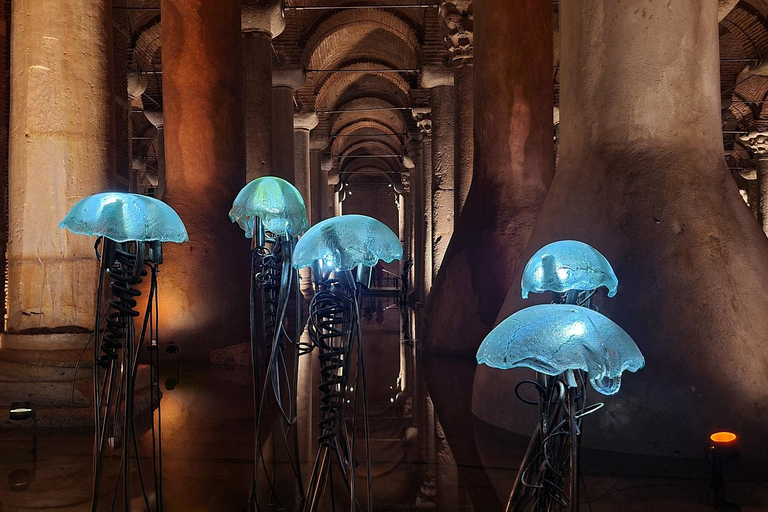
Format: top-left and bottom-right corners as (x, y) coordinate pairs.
(310, 131), (330, 223)
(143, 109), (165, 198)
(739, 132), (768, 236)
(478, 0), (768, 458)
(293, 112), (319, 218)
(440, 1), (474, 217)
(421, 68), (455, 278)
(425, 0), (553, 354)
(160, 0), (250, 358)
(242, 1), (284, 182)
(271, 69), (304, 182)
(4, 0), (115, 349)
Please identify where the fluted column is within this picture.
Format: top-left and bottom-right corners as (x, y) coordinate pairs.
(294, 112), (319, 219)
(739, 131), (768, 236)
(479, 0), (768, 458)
(242, 1), (284, 181)
(272, 69), (304, 181)
(4, 0), (115, 350)
(421, 67), (455, 278)
(440, 1), (474, 217)
(160, 0), (250, 357)
(144, 109), (165, 198)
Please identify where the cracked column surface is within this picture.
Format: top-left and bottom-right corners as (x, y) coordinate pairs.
(5, 0), (115, 350)
(424, 0), (553, 355)
(160, 0), (250, 357)
(475, 0), (768, 458)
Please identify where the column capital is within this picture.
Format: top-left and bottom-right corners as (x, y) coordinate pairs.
(273, 68), (306, 90)
(242, 0), (285, 38)
(127, 71), (148, 102)
(411, 107), (432, 137)
(321, 154), (334, 172)
(420, 66), (454, 89)
(310, 130), (330, 151)
(294, 112), (319, 131)
(439, 1), (473, 66)
(740, 131), (768, 156)
(144, 109), (163, 129)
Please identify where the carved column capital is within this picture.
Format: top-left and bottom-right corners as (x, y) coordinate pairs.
(273, 68), (306, 90)
(740, 131), (768, 156)
(127, 71), (148, 102)
(411, 107), (432, 137)
(439, 1), (473, 66)
(310, 130), (330, 151)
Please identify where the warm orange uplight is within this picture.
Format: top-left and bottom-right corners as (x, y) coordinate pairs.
(710, 432), (737, 444)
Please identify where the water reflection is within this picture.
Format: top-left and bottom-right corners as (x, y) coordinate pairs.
(1, 333), (767, 511)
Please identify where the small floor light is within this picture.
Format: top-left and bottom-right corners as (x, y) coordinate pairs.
(8, 402), (37, 492)
(709, 431), (740, 506)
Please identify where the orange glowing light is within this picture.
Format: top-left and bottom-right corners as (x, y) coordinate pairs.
(710, 432), (737, 444)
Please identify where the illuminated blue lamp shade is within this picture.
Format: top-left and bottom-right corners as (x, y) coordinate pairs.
(60, 192), (188, 243)
(521, 240), (618, 299)
(292, 214), (403, 272)
(476, 304), (644, 395)
(229, 176), (309, 238)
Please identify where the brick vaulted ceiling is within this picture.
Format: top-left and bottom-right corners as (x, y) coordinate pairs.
(122, 1), (768, 189)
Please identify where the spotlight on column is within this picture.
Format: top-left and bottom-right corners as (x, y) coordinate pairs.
(709, 431), (740, 507)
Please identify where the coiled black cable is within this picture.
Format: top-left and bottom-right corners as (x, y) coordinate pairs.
(257, 239), (282, 360)
(308, 277), (354, 445)
(99, 246), (143, 368)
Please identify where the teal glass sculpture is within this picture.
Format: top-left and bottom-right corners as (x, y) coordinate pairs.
(521, 240), (618, 299)
(60, 192), (188, 243)
(476, 304), (644, 395)
(229, 177), (309, 238)
(292, 214), (403, 272)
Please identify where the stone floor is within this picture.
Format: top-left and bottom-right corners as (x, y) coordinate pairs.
(1, 360), (766, 511)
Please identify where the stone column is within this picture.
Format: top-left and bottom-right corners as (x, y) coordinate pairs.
(440, 1), (474, 217)
(4, 0), (115, 350)
(421, 67), (455, 278)
(272, 69), (304, 182)
(321, 154), (337, 219)
(294, 112), (319, 218)
(425, 0), (553, 354)
(412, 108), (433, 298)
(160, 0), (250, 358)
(739, 132), (768, 236)
(478, 0), (768, 459)
(242, 1), (285, 182)
(127, 71), (147, 193)
(310, 131), (330, 223)
(143, 109), (165, 198)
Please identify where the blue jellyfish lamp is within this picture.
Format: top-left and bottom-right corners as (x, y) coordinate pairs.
(521, 240), (618, 303)
(60, 192), (187, 512)
(229, 176), (310, 509)
(293, 214), (402, 512)
(480, 240), (643, 512)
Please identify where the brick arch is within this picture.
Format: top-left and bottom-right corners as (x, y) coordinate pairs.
(315, 63), (411, 111)
(304, 9), (418, 71)
(329, 98), (408, 137)
(332, 119), (403, 156)
(133, 21), (161, 72)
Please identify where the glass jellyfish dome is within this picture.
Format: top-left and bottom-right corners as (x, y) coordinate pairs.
(476, 304), (644, 395)
(229, 176), (309, 238)
(521, 240), (619, 299)
(292, 214), (403, 272)
(60, 192), (188, 243)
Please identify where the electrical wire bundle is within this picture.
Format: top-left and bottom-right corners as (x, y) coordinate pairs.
(302, 268), (373, 512)
(91, 238), (166, 512)
(248, 230), (305, 512)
